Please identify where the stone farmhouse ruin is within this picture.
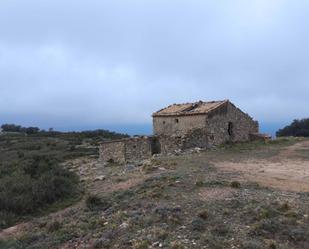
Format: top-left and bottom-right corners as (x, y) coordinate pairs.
(100, 100), (259, 164)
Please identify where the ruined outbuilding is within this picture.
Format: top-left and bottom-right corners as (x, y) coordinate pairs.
(100, 100), (259, 163)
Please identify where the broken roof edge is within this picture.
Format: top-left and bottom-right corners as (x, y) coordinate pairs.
(152, 99), (229, 117)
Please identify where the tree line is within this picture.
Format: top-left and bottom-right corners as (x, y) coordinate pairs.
(276, 118), (309, 137)
(0, 123), (129, 139)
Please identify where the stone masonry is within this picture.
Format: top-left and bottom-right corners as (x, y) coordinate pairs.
(100, 136), (153, 163)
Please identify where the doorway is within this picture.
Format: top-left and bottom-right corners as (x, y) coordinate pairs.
(228, 122), (234, 137)
(151, 137), (161, 155)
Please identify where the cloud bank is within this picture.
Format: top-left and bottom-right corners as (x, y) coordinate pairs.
(0, 0), (308, 133)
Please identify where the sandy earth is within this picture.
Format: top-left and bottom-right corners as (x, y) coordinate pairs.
(215, 140), (309, 192)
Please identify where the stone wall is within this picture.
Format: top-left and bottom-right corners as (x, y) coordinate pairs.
(99, 140), (125, 164)
(205, 102), (259, 146)
(124, 137), (153, 162)
(157, 135), (183, 155)
(158, 128), (211, 155)
(100, 136), (153, 164)
(153, 115), (206, 136)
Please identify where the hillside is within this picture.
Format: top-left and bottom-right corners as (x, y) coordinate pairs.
(0, 137), (309, 249)
(0, 130), (128, 230)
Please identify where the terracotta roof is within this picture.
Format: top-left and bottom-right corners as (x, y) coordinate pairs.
(152, 100), (229, 117)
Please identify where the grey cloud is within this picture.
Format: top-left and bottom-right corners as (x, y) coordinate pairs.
(0, 0), (308, 132)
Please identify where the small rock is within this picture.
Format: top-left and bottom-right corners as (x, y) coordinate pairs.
(94, 175), (105, 181)
(175, 149), (182, 153)
(152, 241), (160, 246)
(142, 159), (152, 166)
(119, 222), (129, 229)
(81, 177), (90, 182)
(125, 164), (136, 172)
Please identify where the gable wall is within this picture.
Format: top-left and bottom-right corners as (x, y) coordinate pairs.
(206, 102), (259, 146)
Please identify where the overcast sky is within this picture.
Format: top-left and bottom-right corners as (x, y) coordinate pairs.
(0, 0), (308, 134)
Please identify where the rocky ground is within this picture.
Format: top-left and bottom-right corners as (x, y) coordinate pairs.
(0, 138), (309, 249)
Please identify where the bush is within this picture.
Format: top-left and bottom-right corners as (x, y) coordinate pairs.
(241, 240), (264, 249)
(85, 195), (111, 211)
(0, 211), (16, 228)
(198, 210), (208, 220)
(230, 181), (241, 188)
(277, 118), (309, 137)
(47, 220), (62, 232)
(191, 217), (206, 231)
(0, 156), (80, 229)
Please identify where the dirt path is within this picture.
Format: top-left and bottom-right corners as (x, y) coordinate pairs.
(215, 140), (309, 192)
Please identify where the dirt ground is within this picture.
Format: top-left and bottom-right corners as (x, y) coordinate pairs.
(215, 139), (309, 192)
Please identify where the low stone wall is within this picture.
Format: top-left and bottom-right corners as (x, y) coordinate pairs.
(99, 140), (125, 164)
(249, 133), (272, 142)
(125, 137), (153, 162)
(158, 135), (183, 155)
(100, 136), (153, 164)
(159, 128), (211, 155)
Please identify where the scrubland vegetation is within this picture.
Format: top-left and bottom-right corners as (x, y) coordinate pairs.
(0, 126), (128, 229)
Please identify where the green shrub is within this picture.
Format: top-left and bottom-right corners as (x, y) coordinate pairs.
(85, 195), (111, 211)
(198, 210), (209, 220)
(47, 220), (62, 232)
(133, 240), (150, 249)
(0, 211), (16, 228)
(230, 181), (241, 188)
(0, 156), (80, 229)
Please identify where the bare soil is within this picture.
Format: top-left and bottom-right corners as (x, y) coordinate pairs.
(215, 139), (309, 192)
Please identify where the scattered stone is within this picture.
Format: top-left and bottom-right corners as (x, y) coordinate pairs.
(119, 222), (129, 229)
(174, 149), (182, 155)
(142, 159), (152, 167)
(152, 241), (160, 247)
(125, 164), (136, 171)
(192, 147), (202, 153)
(94, 175), (105, 181)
